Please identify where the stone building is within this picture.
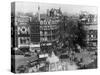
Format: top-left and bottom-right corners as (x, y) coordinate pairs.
(15, 15), (31, 52)
(40, 8), (62, 52)
(79, 11), (97, 51)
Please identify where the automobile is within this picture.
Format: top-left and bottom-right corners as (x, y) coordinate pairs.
(27, 57), (46, 68)
(15, 50), (24, 55)
(59, 53), (69, 59)
(17, 65), (28, 73)
(24, 52), (31, 57)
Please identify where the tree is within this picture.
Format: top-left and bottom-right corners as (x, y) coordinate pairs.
(59, 16), (87, 52)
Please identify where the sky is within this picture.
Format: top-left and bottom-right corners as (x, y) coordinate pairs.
(15, 1), (97, 15)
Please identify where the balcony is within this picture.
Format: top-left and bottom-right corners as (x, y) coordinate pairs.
(40, 25), (59, 30)
(40, 35), (60, 42)
(40, 30), (59, 37)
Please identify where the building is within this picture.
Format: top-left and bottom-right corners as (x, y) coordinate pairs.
(13, 8), (63, 54)
(15, 15), (31, 52)
(86, 26), (97, 50)
(40, 8), (62, 52)
(29, 20), (40, 52)
(79, 12), (97, 51)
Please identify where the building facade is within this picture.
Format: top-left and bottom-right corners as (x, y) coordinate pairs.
(13, 8), (63, 53)
(40, 8), (62, 52)
(15, 15), (30, 52)
(29, 20), (40, 52)
(79, 12), (97, 51)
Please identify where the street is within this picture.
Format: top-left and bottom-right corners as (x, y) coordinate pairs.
(15, 55), (37, 71)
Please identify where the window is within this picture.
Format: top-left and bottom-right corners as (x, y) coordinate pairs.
(18, 26), (29, 35)
(40, 31), (43, 36)
(18, 37), (30, 45)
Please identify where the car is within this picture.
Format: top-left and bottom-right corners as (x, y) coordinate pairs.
(38, 53), (48, 59)
(59, 54), (69, 59)
(24, 52), (31, 57)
